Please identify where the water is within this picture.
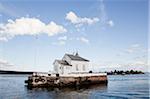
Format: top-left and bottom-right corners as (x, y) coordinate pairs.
(0, 74), (149, 99)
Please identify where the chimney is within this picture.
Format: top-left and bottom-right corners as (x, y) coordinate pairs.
(75, 51), (79, 56)
(73, 52), (75, 55)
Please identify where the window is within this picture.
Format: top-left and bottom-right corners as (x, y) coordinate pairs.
(76, 65), (78, 71)
(83, 65), (85, 71)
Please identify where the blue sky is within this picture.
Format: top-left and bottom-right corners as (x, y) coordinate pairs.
(0, 0), (148, 72)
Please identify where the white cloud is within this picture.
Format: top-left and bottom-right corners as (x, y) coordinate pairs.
(77, 37), (89, 44)
(52, 40), (66, 46)
(53, 36), (67, 46)
(59, 41), (66, 45)
(65, 1), (114, 30)
(0, 17), (67, 41)
(66, 11), (99, 26)
(125, 44), (141, 53)
(107, 20), (114, 27)
(92, 59), (148, 72)
(98, 0), (114, 28)
(0, 37), (8, 41)
(131, 60), (147, 66)
(0, 59), (14, 67)
(122, 60), (148, 72)
(131, 44), (140, 47)
(148, 48), (150, 52)
(58, 36), (67, 41)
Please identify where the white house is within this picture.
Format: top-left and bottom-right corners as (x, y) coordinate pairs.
(53, 53), (90, 74)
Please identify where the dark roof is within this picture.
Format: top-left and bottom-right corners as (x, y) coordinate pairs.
(65, 54), (89, 62)
(55, 60), (72, 66)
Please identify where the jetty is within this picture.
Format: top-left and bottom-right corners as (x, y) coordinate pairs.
(25, 52), (108, 88)
(25, 72), (107, 88)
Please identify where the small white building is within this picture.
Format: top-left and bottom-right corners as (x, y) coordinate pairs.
(53, 53), (90, 74)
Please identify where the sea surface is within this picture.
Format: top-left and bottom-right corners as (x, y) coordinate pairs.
(0, 74), (149, 99)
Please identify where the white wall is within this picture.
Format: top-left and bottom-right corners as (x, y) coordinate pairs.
(53, 57), (89, 74)
(63, 66), (72, 74)
(53, 61), (61, 74)
(53, 61), (72, 74)
(71, 60), (89, 73)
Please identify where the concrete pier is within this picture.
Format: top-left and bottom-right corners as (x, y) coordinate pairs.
(25, 73), (108, 88)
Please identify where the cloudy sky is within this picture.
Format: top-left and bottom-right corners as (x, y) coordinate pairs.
(0, 0), (149, 72)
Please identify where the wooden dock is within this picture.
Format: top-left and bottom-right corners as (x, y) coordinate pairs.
(25, 73), (108, 88)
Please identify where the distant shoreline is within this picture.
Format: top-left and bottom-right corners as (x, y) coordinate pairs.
(106, 70), (144, 75)
(0, 70), (33, 74)
(0, 70), (145, 75)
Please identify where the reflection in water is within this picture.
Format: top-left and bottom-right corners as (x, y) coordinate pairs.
(0, 74), (149, 99)
(26, 84), (107, 99)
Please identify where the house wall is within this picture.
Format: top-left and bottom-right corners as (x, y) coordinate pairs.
(54, 61), (72, 74)
(53, 61), (61, 74)
(63, 66), (72, 74)
(53, 56), (89, 74)
(70, 60), (89, 73)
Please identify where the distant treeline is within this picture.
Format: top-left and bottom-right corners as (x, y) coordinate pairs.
(106, 70), (144, 75)
(0, 70), (33, 74)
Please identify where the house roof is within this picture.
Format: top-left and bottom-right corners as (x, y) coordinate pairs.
(55, 60), (72, 66)
(65, 54), (89, 62)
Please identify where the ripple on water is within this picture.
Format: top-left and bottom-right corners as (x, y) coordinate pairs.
(0, 74), (149, 99)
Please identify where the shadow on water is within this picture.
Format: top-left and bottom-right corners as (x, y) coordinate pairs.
(25, 84), (108, 99)
(25, 83), (108, 91)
